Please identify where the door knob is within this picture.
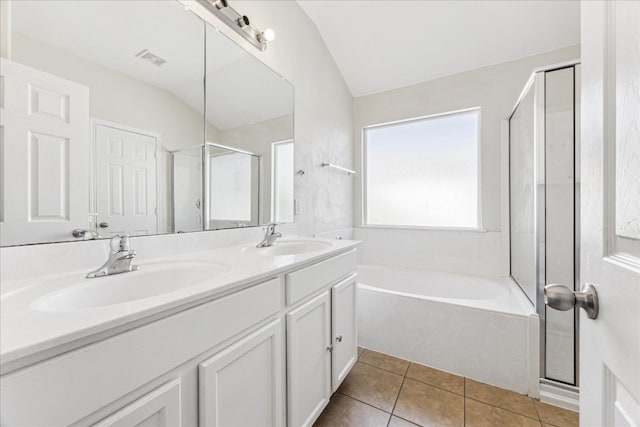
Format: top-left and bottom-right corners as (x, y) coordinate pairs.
(544, 283), (599, 319)
(99, 222), (109, 228)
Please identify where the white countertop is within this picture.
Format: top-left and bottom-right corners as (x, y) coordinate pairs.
(0, 236), (359, 371)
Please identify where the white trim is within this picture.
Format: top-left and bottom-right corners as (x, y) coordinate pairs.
(509, 73), (536, 121)
(532, 59), (582, 74)
(206, 141), (258, 157)
(509, 59), (582, 119)
(539, 381), (580, 412)
(361, 106), (482, 131)
(361, 108), (482, 230)
(500, 120), (511, 277)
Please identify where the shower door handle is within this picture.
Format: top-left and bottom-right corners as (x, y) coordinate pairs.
(544, 284), (599, 319)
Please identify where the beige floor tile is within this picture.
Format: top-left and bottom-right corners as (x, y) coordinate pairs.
(359, 350), (410, 375)
(393, 378), (464, 427)
(338, 362), (404, 412)
(534, 401), (579, 427)
(465, 379), (538, 419)
(388, 416), (421, 427)
(406, 363), (464, 395)
(313, 393), (390, 427)
(465, 399), (541, 427)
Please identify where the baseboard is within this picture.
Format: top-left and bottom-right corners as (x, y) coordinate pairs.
(539, 380), (579, 412)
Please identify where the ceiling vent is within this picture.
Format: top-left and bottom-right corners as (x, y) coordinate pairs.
(135, 49), (167, 66)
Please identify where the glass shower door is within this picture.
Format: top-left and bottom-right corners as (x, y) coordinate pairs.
(509, 65), (579, 387)
(544, 67), (577, 385)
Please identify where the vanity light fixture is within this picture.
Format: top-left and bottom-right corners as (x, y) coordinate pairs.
(198, 0), (274, 51)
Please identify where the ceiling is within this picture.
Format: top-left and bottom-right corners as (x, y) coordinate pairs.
(11, 0), (292, 130)
(297, 0), (580, 97)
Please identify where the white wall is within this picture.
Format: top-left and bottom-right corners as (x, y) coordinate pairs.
(187, 1), (354, 237)
(354, 45), (580, 277)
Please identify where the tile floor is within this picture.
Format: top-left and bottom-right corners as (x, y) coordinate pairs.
(314, 347), (579, 427)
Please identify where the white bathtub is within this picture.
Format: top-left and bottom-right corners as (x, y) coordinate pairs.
(357, 264), (538, 394)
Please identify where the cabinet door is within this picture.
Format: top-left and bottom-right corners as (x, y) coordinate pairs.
(287, 291), (332, 427)
(199, 320), (283, 427)
(93, 379), (181, 427)
(331, 274), (358, 391)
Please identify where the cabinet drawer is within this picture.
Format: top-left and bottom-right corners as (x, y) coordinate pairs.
(94, 379), (182, 427)
(286, 250), (356, 306)
(0, 278), (281, 426)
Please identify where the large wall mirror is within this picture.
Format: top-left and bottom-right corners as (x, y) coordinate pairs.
(0, 0), (294, 246)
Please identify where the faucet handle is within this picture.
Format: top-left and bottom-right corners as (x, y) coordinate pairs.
(110, 235), (131, 252)
(265, 223), (278, 234)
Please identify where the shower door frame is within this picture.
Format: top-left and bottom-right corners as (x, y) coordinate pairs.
(508, 60), (581, 392)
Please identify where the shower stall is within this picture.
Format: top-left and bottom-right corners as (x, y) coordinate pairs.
(509, 62), (580, 395)
(171, 143), (260, 233)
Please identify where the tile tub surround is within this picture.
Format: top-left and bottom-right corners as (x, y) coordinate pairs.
(314, 348), (579, 427)
(357, 264), (537, 394)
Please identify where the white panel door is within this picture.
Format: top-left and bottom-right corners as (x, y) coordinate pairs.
(199, 320), (283, 427)
(93, 379), (181, 427)
(331, 274), (358, 392)
(95, 123), (158, 236)
(580, 2), (640, 425)
(287, 291), (332, 427)
(0, 58), (90, 245)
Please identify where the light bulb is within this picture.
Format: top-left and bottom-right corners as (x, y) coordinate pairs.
(259, 28), (275, 42)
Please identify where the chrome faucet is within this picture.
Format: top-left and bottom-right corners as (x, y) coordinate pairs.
(256, 223), (282, 248)
(86, 235), (140, 278)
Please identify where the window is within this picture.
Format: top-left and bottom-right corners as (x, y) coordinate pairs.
(364, 109), (480, 228)
(272, 140), (294, 223)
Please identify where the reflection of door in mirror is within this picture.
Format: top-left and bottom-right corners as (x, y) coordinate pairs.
(272, 140), (294, 223)
(94, 122), (158, 237)
(0, 59), (90, 246)
(172, 146), (203, 233)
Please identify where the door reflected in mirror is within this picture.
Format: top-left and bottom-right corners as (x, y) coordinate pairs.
(0, 0), (295, 246)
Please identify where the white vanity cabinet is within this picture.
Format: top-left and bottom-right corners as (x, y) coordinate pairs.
(0, 277), (282, 426)
(285, 250), (358, 427)
(199, 320), (283, 427)
(331, 274), (358, 392)
(287, 291), (333, 427)
(0, 246), (358, 427)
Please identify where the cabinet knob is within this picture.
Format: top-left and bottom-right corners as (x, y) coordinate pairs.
(326, 345), (334, 352)
(336, 335), (343, 342)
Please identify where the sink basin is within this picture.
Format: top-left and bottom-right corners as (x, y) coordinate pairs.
(33, 262), (229, 312)
(257, 240), (332, 256)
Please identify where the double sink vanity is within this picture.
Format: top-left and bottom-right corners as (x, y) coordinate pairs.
(0, 231), (359, 426)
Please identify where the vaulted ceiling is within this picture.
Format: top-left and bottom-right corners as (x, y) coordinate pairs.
(298, 1), (580, 97)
